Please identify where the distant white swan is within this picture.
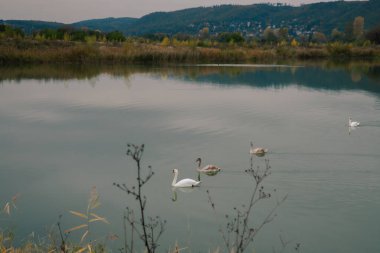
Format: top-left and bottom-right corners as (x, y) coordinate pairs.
(172, 169), (201, 188)
(349, 117), (360, 127)
(250, 141), (268, 156)
(196, 158), (221, 174)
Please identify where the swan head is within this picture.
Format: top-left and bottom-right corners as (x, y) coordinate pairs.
(172, 169), (178, 174)
(195, 158), (201, 163)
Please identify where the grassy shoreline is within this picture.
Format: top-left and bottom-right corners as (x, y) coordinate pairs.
(1, 39), (380, 65)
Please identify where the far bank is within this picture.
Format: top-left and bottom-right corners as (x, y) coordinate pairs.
(1, 39), (380, 65)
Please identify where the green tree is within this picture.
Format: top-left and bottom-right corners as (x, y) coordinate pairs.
(38, 29), (58, 40)
(0, 24), (6, 32)
(71, 30), (87, 42)
(366, 24), (380, 44)
(106, 31), (126, 42)
(0, 24), (25, 39)
(216, 32), (244, 44)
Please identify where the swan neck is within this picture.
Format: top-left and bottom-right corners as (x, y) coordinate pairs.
(172, 171), (178, 186)
(197, 159), (201, 168)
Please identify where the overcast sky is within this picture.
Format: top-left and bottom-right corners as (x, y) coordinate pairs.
(0, 0), (349, 23)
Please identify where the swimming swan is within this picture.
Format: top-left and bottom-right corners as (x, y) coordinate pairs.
(250, 141), (268, 156)
(349, 117), (360, 127)
(172, 169), (201, 188)
(196, 158), (221, 174)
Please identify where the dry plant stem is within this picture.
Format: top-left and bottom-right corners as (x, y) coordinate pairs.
(130, 211), (135, 253)
(64, 187), (108, 252)
(123, 208), (137, 253)
(57, 217), (67, 253)
(114, 143), (165, 253)
(123, 211), (129, 253)
(208, 156), (286, 253)
(135, 152), (150, 252)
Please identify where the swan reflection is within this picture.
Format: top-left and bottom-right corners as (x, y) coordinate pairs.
(171, 187), (196, 202)
(348, 125), (358, 135)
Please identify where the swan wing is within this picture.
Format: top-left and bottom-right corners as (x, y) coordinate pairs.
(253, 148), (267, 153)
(174, 178), (201, 188)
(198, 165), (221, 172)
(349, 121), (360, 127)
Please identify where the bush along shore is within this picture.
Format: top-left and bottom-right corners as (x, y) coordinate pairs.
(1, 38), (380, 65)
(2, 16), (380, 64)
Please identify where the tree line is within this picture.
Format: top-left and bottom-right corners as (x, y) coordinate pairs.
(0, 25), (126, 43)
(1, 16), (380, 46)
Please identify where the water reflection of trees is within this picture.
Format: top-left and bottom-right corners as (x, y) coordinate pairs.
(1, 61), (379, 94)
(0, 64), (136, 82)
(180, 61), (380, 95)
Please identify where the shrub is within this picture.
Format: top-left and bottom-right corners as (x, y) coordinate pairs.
(327, 42), (352, 58)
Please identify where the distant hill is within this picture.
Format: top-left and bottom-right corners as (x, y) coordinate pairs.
(125, 0), (380, 35)
(2, 0), (380, 36)
(71, 17), (137, 33)
(1, 18), (137, 34)
(1, 20), (65, 34)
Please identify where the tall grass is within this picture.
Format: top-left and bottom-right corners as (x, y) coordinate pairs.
(1, 38), (380, 65)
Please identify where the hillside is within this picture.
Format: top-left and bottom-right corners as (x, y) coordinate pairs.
(72, 17), (137, 33)
(125, 0), (380, 36)
(0, 20), (65, 34)
(2, 0), (380, 36)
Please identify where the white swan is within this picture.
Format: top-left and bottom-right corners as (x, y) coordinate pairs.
(196, 158), (221, 174)
(172, 169), (201, 188)
(349, 117), (360, 127)
(250, 141), (268, 156)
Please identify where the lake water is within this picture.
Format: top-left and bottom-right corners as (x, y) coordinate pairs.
(0, 63), (380, 253)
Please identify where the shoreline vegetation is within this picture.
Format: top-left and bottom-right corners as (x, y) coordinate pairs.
(1, 17), (380, 65)
(1, 38), (380, 65)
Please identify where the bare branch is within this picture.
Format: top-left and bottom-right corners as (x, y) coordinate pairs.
(115, 143), (165, 253)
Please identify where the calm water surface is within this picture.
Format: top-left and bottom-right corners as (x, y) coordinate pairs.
(0, 64), (380, 252)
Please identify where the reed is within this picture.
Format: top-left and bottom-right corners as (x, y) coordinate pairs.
(64, 187), (109, 252)
(1, 38), (380, 65)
